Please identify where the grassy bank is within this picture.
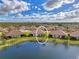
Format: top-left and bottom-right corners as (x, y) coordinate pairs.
(0, 37), (79, 49)
(0, 37), (36, 49)
(0, 37), (47, 49)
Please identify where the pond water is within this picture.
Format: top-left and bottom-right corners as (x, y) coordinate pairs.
(0, 42), (79, 59)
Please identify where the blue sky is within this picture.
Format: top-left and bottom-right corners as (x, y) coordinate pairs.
(0, 0), (79, 22)
(13, 0), (78, 15)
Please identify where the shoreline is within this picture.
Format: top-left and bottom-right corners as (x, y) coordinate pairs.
(0, 37), (79, 49)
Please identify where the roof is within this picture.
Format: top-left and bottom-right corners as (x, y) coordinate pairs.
(70, 31), (79, 37)
(4, 30), (23, 37)
(49, 30), (66, 36)
(31, 29), (44, 35)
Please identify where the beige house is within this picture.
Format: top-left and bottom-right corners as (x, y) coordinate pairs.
(49, 30), (66, 39)
(70, 31), (79, 40)
(4, 30), (24, 39)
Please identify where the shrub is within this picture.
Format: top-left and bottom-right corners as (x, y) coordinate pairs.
(23, 30), (31, 37)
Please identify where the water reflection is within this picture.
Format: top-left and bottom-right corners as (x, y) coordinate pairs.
(0, 42), (79, 59)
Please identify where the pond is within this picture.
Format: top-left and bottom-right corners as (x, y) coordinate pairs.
(0, 42), (79, 59)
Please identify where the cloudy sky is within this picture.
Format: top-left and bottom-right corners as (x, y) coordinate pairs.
(0, 0), (79, 22)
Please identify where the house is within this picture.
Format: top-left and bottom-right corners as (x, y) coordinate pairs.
(70, 31), (79, 40)
(30, 29), (44, 37)
(49, 30), (66, 39)
(19, 26), (27, 30)
(3, 30), (24, 39)
(9, 26), (18, 30)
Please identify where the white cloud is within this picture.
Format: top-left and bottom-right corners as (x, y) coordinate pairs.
(50, 9), (79, 20)
(15, 13), (23, 17)
(73, 3), (79, 8)
(38, 8), (41, 10)
(63, 0), (75, 4)
(0, 0), (30, 15)
(0, 9), (79, 22)
(43, 0), (63, 11)
(43, 0), (75, 11)
(22, 8), (79, 22)
(35, 6), (38, 9)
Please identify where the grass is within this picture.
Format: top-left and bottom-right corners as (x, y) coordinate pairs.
(0, 37), (79, 49)
(0, 37), (46, 49)
(0, 37), (35, 49)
